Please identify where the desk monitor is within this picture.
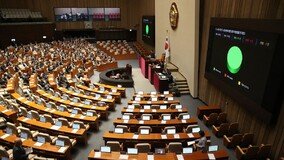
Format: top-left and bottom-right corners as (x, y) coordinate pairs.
(107, 95), (112, 99)
(55, 121), (62, 126)
(175, 105), (182, 109)
(155, 148), (165, 155)
(150, 92), (157, 95)
(62, 96), (68, 100)
(71, 109), (78, 114)
(27, 112), (32, 119)
(192, 127), (200, 133)
(75, 89), (81, 93)
(100, 146), (111, 153)
(183, 147), (193, 154)
(208, 145), (219, 152)
(127, 148), (138, 155)
(20, 132), (28, 139)
(167, 97), (174, 101)
(46, 103), (52, 108)
(135, 97), (141, 101)
(84, 101), (91, 105)
(114, 128), (123, 134)
(58, 106), (64, 112)
(140, 129), (150, 135)
(72, 123), (80, 129)
(122, 115), (130, 120)
(112, 89), (117, 93)
(37, 136), (45, 143)
(6, 128), (12, 135)
(167, 128), (176, 134)
(137, 91), (144, 95)
(151, 97), (158, 101)
(40, 116), (46, 122)
(164, 91), (170, 95)
(56, 139), (65, 147)
(183, 114), (190, 120)
(86, 111), (93, 117)
(144, 105), (150, 109)
(99, 87), (105, 91)
(128, 105), (135, 109)
(73, 98), (79, 103)
(95, 94), (101, 98)
(160, 105), (167, 109)
(142, 115), (150, 121)
(163, 115), (171, 121)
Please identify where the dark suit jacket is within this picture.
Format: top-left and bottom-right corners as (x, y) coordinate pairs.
(13, 146), (28, 160)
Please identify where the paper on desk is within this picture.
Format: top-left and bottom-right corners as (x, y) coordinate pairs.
(70, 102), (75, 105)
(177, 109), (182, 112)
(187, 141), (195, 146)
(123, 120), (129, 123)
(163, 101), (168, 103)
(34, 142), (44, 147)
(80, 115), (86, 119)
(181, 120), (186, 123)
(208, 153), (216, 160)
(94, 152), (101, 158)
(91, 106), (97, 109)
(132, 134), (139, 139)
(139, 120), (144, 124)
(119, 154), (129, 160)
(44, 108), (50, 111)
(147, 155), (154, 160)
(71, 129), (79, 133)
(70, 114), (76, 117)
(2, 109), (9, 113)
(187, 133), (194, 138)
(147, 101), (151, 104)
(152, 109), (157, 112)
(58, 146), (68, 153)
(140, 109), (144, 112)
(161, 134), (167, 139)
(22, 118), (29, 122)
(126, 109), (133, 112)
(174, 134), (180, 139)
(50, 125), (60, 130)
(161, 120), (166, 124)
(0, 134), (9, 139)
(176, 154), (185, 160)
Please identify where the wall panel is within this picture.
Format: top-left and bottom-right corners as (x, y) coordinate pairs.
(199, 0), (284, 158)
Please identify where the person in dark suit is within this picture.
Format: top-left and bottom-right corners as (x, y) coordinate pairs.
(13, 138), (29, 160)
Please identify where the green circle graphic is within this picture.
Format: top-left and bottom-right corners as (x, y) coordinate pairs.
(145, 25), (149, 35)
(227, 46), (243, 74)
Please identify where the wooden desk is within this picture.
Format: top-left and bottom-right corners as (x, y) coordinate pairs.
(37, 89), (109, 119)
(0, 105), (17, 123)
(76, 84), (121, 103)
(0, 130), (71, 159)
(113, 118), (198, 132)
(128, 100), (179, 105)
(11, 93), (99, 130)
(88, 150), (229, 160)
(153, 72), (169, 93)
(197, 105), (221, 119)
(57, 87), (115, 111)
(93, 82), (126, 98)
(133, 93), (174, 98)
(121, 108), (188, 117)
(18, 116), (88, 144)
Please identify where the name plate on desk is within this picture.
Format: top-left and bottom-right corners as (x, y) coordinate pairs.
(119, 154), (129, 160)
(58, 146), (68, 153)
(126, 109), (134, 112)
(187, 133), (194, 138)
(70, 114), (76, 117)
(176, 154), (185, 160)
(139, 120), (144, 124)
(161, 134), (167, 139)
(0, 134), (9, 139)
(208, 153), (216, 160)
(71, 129), (79, 133)
(2, 109), (9, 113)
(140, 109), (145, 112)
(163, 101), (168, 103)
(132, 134), (139, 139)
(174, 134), (180, 139)
(94, 152), (101, 158)
(147, 154), (154, 160)
(34, 142), (44, 147)
(161, 120), (166, 124)
(51, 125), (60, 130)
(152, 109), (157, 112)
(123, 120), (129, 123)
(181, 120), (186, 123)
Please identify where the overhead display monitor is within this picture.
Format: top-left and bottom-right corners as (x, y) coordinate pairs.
(88, 8), (105, 21)
(54, 8), (72, 21)
(71, 8), (89, 21)
(142, 16), (155, 46)
(205, 18), (284, 123)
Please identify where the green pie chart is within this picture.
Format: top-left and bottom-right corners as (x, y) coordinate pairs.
(227, 46), (243, 74)
(145, 25), (149, 35)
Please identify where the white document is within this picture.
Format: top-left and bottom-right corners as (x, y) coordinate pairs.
(147, 101), (151, 104)
(80, 115), (86, 119)
(161, 135), (167, 139)
(70, 102), (75, 105)
(174, 134), (180, 139)
(147, 154), (154, 160)
(123, 120), (129, 123)
(132, 134), (139, 139)
(178, 109), (182, 112)
(139, 120), (144, 124)
(176, 154), (185, 160)
(187, 133), (194, 138)
(0, 134), (9, 139)
(2, 109), (9, 113)
(94, 152), (101, 158)
(58, 146), (68, 153)
(187, 141), (195, 146)
(51, 125), (60, 130)
(126, 109), (134, 112)
(71, 129), (79, 133)
(163, 101), (168, 103)
(22, 118), (29, 122)
(91, 106), (97, 109)
(152, 109), (157, 112)
(208, 153), (216, 160)
(140, 109), (145, 112)
(161, 120), (166, 124)
(70, 114), (76, 117)
(181, 120), (186, 123)
(119, 154), (129, 160)
(34, 142), (44, 147)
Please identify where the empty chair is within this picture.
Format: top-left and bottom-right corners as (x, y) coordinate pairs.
(106, 141), (123, 151)
(162, 126), (176, 134)
(227, 122), (239, 136)
(167, 142), (183, 154)
(19, 107), (28, 117)
(115, 125), (129, 133)
(54, 135), (76, 147)
(203, 113), (218, 126)
(57, 118), (71, 127)
(6, 122), (18, 136)
(138, 126), (152, 134)
(43, 114), (54, 124)
(216, 112), (227, 125)
(240, 133), (254, 147)
(212, 123), (229, 137)
(31, 110), (40, 120)
(223, 134), (243, 148)
(257, 144), (271, 159)
(141, 114), (153, 120)
(183, 124), (199, 133)
(135, 143), (151, 153)
(236, 145), (259, 160)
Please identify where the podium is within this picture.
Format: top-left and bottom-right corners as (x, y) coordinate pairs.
(148, 64), (163, 84)
(153, 72), (169, 92)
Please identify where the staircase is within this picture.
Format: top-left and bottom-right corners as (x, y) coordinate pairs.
(166, 63), (190, 95)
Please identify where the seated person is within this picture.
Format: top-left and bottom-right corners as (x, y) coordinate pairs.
(194, 130), (207, 151)
(13, 138), (32, 160)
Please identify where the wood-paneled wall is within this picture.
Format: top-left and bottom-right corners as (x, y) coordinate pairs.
(199, 0), (284, 159)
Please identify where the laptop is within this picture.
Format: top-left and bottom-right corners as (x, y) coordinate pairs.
(142, 115), (150, 121)
(183, 147), (193, 154)
(140, 129), (150, 135)
(127, 148), (138, 155)
(100, 146), (111, 153)
(20, 132), (28, 139)
(160, 105), (167, 109)
(167, 128), (176, 134)
(56, 139), (65, 147)
(208, 145), (219, 152)
(72, 123), (80, 129)
(163, 115), (171, 121)
(37, 136), (45, 143)
(122, 115), (130, 120)
(192, 127), (201, 133)
(183, 114), (190, 120)
(114, 128), (124, 134)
